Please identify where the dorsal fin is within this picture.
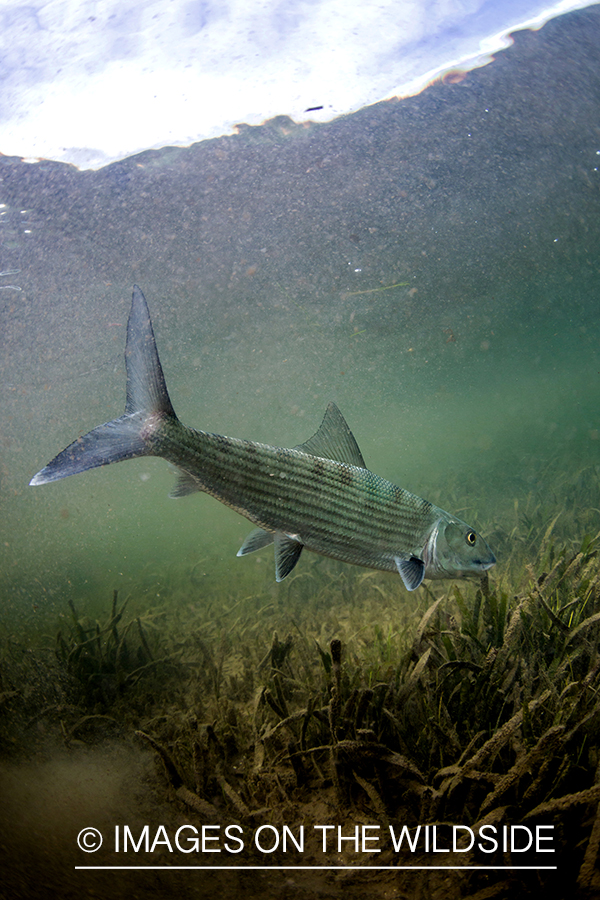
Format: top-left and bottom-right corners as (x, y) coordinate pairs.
(295, 402), (366, 468)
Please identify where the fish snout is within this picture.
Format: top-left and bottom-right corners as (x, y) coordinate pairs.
(477, 553), (496, 571)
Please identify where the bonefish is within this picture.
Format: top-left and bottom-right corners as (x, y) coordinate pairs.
(30, 286), (496, 590)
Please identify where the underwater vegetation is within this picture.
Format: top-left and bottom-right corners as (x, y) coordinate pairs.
(1, 456), (600, 899)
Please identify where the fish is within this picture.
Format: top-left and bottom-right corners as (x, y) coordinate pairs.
(30, 286), (496, 591)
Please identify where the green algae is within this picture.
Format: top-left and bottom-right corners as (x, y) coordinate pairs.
(1, 452), (600, 897)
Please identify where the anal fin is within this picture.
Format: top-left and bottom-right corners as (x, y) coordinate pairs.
(169, 469), (203, 498)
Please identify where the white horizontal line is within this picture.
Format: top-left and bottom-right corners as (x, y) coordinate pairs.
(75, 865), (558, 871)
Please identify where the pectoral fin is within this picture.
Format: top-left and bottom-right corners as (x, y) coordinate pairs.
(394, 556), (425, 591)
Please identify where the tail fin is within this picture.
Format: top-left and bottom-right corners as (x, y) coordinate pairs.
(30, 286), (176, 486)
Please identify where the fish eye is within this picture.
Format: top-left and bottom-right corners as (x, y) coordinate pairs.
(466, 531), (477, 546)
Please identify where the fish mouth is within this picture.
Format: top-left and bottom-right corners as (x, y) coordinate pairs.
(477, 556), (496, 571)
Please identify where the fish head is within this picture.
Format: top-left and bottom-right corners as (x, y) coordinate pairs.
(428, 517), (496, 579)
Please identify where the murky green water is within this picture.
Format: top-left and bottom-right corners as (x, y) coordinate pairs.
(2, 8), (600, 899)
(3, 12), (599, 616)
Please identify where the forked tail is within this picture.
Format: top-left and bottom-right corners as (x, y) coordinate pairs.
(30, 286), (177, 486)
